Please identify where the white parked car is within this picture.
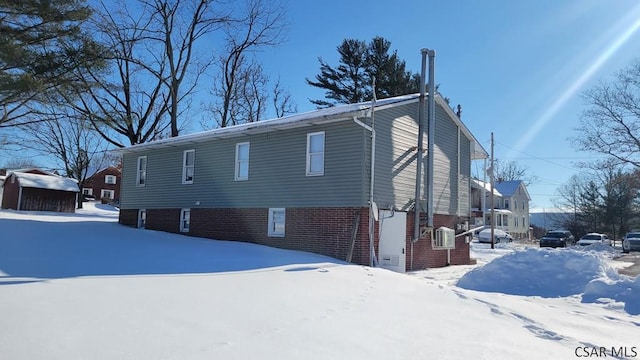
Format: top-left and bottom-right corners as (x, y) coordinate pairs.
(622, 232), (640, 253)
(577, 233), (611, 246)
(478, 229), (513, 244)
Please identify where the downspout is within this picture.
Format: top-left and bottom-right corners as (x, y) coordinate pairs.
(413, 49), (428, 243)
(426, 49), (436, 229)
(353, 114), (377, 267)
(457, 126), (461, 216)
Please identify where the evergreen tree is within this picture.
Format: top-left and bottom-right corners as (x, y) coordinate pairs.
(306, 36), (419, 107)
(306, 39), (368, 107)
(365, 37), (419, 99)
(0, 0), (102, 127)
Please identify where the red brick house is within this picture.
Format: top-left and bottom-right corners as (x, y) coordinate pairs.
(1, 170), (80, 213)
(82, 167), (122, 204)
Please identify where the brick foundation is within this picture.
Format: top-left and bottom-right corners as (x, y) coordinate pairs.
(118, 207), (471, 269)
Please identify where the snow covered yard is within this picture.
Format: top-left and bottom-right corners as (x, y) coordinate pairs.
(0, 203), (638, 360)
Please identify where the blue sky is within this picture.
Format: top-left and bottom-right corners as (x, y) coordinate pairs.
(4, 0), (640, 210)
(255, 0), (640, 209)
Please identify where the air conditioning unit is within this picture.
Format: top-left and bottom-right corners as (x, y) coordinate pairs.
(432, 227), (455, 249)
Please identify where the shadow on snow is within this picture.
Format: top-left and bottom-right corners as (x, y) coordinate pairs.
(0, 218), (342, 281)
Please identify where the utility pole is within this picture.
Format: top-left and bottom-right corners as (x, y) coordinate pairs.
(490, 132), (495, 249)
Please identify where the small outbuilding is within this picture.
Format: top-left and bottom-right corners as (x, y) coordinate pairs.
(1, 171), (80, 213)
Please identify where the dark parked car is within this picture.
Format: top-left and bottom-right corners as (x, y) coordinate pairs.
(540, 230), (575, 248)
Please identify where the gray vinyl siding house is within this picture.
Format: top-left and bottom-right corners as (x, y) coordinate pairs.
(118, 93), (487, 270)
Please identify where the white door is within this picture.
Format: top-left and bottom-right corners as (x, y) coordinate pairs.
(378, 210), (406, 273)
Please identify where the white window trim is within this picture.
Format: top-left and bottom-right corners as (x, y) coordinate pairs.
(82, 188), (93, 196)
(235, 142), (250, 181)
(182, 150), (195, 184)
(101, 189), (115, 199)
(180, 208), (190, 233)
(268, 208), (285, 237)
(306, 131), (325, 176)
(105, 175), (117, 184)
(138, 209), (146, 229)
(136, 156), (147, 187)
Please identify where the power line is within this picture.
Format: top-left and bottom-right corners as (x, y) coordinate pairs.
(494, 141), (583, 171)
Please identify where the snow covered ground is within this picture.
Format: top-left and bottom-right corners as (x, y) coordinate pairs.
(0, 203), (638, 360)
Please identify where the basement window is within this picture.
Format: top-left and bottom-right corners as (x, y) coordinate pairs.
(138, 209), (146, 229)
(268, 208), (285, 237)
(180, 209), (190, 233)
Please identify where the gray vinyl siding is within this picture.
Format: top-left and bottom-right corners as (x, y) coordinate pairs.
(371, 102), (422, 211)
(371, 102), (472, 216)
(120, 121), (368, 209)
(433, 105), (458, 214)
(459, 134), (471, 216)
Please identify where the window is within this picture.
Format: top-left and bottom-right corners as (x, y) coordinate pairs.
(514, 200), (518, 210)
(105, 175), (117, 184)
(235, 142), (250, 181)
(306, 131), (325, 176)
(180, 209), (190, 233)
(182, 150), (195, 184)
(504, 199), (510, 209)
(138, 209), (146, 229)
(101, 189), (114, 199)
(82, 188), (93, 196)
(514, 216), (519, 227)
(522, 216), (526, 229)
(136, 156), (147, 187)
(268, 208), (285, 237)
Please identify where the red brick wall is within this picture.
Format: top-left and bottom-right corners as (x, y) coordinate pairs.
(117, 206), (471, 269)
(406, 213), (471, 269)
(146, 208), (182, 233)
(119, 209), (138, 227)
(83, 167), (121, 202)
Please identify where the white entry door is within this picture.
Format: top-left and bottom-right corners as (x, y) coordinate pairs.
(378, 210), (406, 273)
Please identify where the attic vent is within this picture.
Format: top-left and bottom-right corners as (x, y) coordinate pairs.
(432, 227), (455, 249)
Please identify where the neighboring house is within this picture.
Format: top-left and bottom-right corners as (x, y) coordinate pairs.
(494, 180), (531, 239)
(470, 179), (531, 239)
(1, 170), (80, 213)
(82, 167), (121, 204)
(470, 178), (502, 227)
(117, 93), (488, 271)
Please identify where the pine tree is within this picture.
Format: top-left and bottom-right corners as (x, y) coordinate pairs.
(306, 36), (419, 107)
(306, 39), (368, 107)
(0, 0), (102, 127)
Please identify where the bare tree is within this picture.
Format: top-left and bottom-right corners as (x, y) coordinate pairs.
(494, 160), (538, 186)
(19, 102), (108, 209)
(572, 59), (640, 168)
(208, 0), (287, 128)
(553, 175), (584, 236)
(66, 0), (171, 147)
(2, 158), (40, 170)
(272, 76), (297, 118)
(142, 0), (229, 136)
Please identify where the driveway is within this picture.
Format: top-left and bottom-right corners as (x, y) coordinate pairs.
(615, 252), (640, 277)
